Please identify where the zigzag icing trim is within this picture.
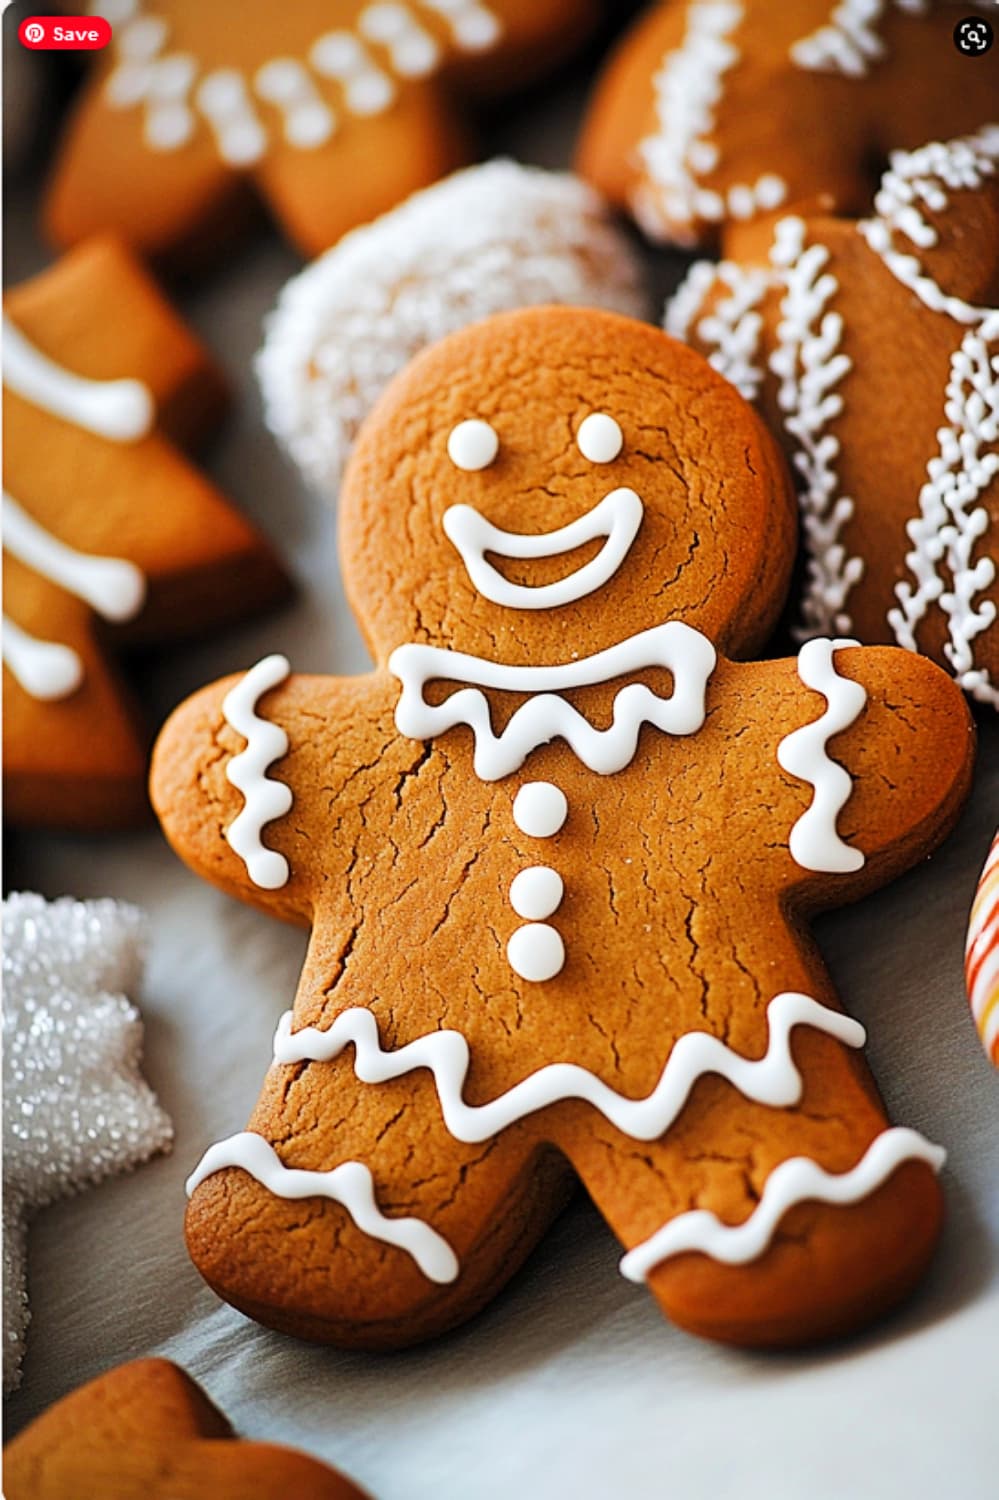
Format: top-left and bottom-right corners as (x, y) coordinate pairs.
(270, 991), (866, 1144)
(858, 127), (999, 324)
(620, 1126), (945, 1280)
(186, 1132), (459, 1283)
(222, 655), (294, 889)
(790, 0), (928, 78)
(888, 314), (999, 707)
(769, 216), (863, 638)
(777, 638), (866, 874)
(633, 0), (785, 241)
(665, 258), (769, 401)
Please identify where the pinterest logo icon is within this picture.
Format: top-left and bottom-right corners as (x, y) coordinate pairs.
(18, 15), (112, 49)
(23, 22), (46, 44)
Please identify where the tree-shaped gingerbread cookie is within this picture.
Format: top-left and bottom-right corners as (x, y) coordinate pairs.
(3, 237), (287, 828)
(578, 0), (998, 246)
(153, 308), (973, 1348)
(46, 0), (597, 260)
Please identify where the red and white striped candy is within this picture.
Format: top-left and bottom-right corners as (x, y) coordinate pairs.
(966, 832), (999, 1068)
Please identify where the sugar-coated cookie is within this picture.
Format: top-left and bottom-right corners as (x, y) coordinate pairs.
(666, 129), (999, 708)
(4, 1358), (369, 1499)
(577, 0), (998, 247)
(3, 895), (171, 1393)
(967, 831), (999, 1067)
(153, 307), (973, 1351)
(45, 0), (598, 262)
(3, 237), (289, 830)
(257, 160), (648, 500)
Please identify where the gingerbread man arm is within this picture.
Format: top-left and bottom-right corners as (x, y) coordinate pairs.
(151, 664), (430, 926)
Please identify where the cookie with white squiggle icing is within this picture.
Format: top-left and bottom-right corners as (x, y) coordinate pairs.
(577, 0), (997, 247)
(3, 237), (288, 830)
(666, 127), (999, 708)
(152, 306), (973, 1352)
(257, 160), (648, 501)
(44, 0), (597, 263)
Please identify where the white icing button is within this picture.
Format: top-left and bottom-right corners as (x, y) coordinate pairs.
(507, 923), (565, 983)
(509, 866), (564, 921)
(577, 413), (623, 464)
(447, 419), (499, 472)
(513, 782), (567, 838)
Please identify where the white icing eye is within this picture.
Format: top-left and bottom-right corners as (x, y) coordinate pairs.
(577, 413), (623, 465)
(447, 419), (499, 472)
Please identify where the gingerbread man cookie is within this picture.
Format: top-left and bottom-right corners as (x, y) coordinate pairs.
(4, 1358), (369, 1499)
(666, 128), (999, 707)
(153, 308), (973, 1350)
(45, 0), (597, 261)
(577, 0), (998, 247)
(3, 237), (288, 830)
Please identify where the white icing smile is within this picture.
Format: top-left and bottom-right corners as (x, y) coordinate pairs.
(442, 487), (644, 610)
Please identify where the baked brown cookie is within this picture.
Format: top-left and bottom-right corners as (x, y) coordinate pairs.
(3, 1358), (368, 1499)
(666, 128), (999, 707)
(45, 0), (597, 262)
(577, 0), (998, 247)
(3, 237), (288, 830)
(152, 307), (973, 1351)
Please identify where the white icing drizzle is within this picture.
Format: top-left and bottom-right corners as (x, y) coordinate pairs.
(272, 991), (866, 1145)
(254, 58), (336, 149)
(888, 316), (999, 708)
(3, 316), (154, 443)
(777, 638), (866, 874)
(789, 0), (927, 78)
(442, 488), (644, 610)
(103, 1), (502, 156)
(858, 129), (999, 324)
(1, 617), (84, 702)
(665, 258), (770, 402)
(222, 655), (294, 890)
(633, 0), (787, 241)
(186, 1131), (459, 1284)
(390, 622), (717, 781)
(4, 493), (147, 624)
(620, 1126), (945, 1280)
(769, 216), (862, 638)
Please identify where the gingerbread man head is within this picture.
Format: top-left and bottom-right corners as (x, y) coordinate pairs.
(154, 307), (972, 1354)
(340, 306), (796, 666)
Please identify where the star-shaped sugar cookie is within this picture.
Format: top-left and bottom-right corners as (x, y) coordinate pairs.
(3, 236), (288, 828)
(2, 894), (173, 1394)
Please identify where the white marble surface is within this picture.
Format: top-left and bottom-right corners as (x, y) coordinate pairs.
(4, 19), (999, 1498)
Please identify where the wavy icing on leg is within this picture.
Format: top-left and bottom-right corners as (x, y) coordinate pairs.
(222, 654), (293, 889)
(620, 1126), (945, 1280)
(185, 1132), (459, 1284)
(777, 638), (866, 874)
(270, 991), (866, 1145)
(3, 316), (154, 443)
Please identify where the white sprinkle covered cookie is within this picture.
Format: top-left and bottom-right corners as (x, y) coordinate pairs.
(577, 0), (998, 247)
(666, 129), (999, 707)
(257, 161), (648, 501)
(44, 0), (598, 261)
(152, 307), (973, 1352)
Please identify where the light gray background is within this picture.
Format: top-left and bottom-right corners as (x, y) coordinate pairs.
(4, 14), (999, 1497)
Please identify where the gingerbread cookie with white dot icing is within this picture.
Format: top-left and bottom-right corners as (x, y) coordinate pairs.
(152, 306), (973, 1351)
(666, 127), (999, 708)
(577, 0), (998, 247)
(3, 237), (288, 829)
(45, 0), (597, 262)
